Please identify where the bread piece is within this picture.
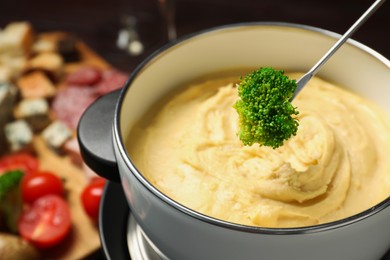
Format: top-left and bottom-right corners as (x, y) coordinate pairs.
(32, 37), (57, 54)
(0, 233), (40, 260)
(0, 66), (12, 82)
(0, 22), (35, 56)
(0, 54), (27, 79)
(16, 71), (56, 99)
(26, 52), (64, 79)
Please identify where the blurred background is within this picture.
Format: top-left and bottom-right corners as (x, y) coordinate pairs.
(1, 0), (389, 73)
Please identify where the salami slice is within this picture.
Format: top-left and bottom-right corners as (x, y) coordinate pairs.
(52, 86), (97, 129)
(53, 67), (128, 129)
(95, 69), (128, 96)
(65, 66), (102, 86)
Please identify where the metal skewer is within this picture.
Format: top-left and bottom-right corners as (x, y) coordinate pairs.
(292, 0), (386, 99)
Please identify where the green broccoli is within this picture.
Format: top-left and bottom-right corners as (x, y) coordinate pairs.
(233, 67), (299, 149)
(0, 170), (24, 233)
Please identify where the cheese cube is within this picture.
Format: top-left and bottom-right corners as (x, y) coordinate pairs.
(15, 98), (49, 117)
(42, 121), (72, 152)
(16, 71), (56, 99)
(26, 52), (64, 79)
(4, 120), (33, 152)
(14, 98), (51, 132)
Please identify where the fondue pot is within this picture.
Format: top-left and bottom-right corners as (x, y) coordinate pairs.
(77, 23), (390, 260)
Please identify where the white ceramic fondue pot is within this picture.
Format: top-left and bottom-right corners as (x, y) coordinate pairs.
(78, 22), (390, 260)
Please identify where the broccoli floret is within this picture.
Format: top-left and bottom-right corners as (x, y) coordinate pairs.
(0, 170), (24, 200)
(0, 170), (24, 233)
(233, 67), (299, 149)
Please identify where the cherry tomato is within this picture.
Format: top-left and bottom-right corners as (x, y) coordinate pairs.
(0, 153), (39, 175)
(81, 177), (106, 222)
(21, 171), (64, 204)
(18, 194), (71, 248)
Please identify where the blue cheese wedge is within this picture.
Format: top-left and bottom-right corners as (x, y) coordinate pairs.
(15, 98), (49, 117)
(14, 98), (51, 131)
(0, 82), (18, 124)
(41, 121), (72, 152)
(4, 119), (33, 152)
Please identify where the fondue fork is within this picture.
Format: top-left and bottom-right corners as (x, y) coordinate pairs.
(292, 0), (386, 99)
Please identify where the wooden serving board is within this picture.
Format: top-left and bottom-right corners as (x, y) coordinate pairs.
(35, 136), (100, 260)
(31, 32), (110, 259)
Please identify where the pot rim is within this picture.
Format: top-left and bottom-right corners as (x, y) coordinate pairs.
(113, 21), (390, 235)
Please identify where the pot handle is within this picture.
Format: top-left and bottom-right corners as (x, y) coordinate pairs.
(77, 90), (121, 182)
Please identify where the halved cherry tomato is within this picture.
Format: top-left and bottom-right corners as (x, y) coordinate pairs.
(21, 171), (64, 204)
(81, 177), (106, 222)
(0, 153), (39, 175)
(18, 194), (71, 248)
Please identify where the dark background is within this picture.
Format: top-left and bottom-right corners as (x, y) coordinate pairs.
(1, 0), (389, 74)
